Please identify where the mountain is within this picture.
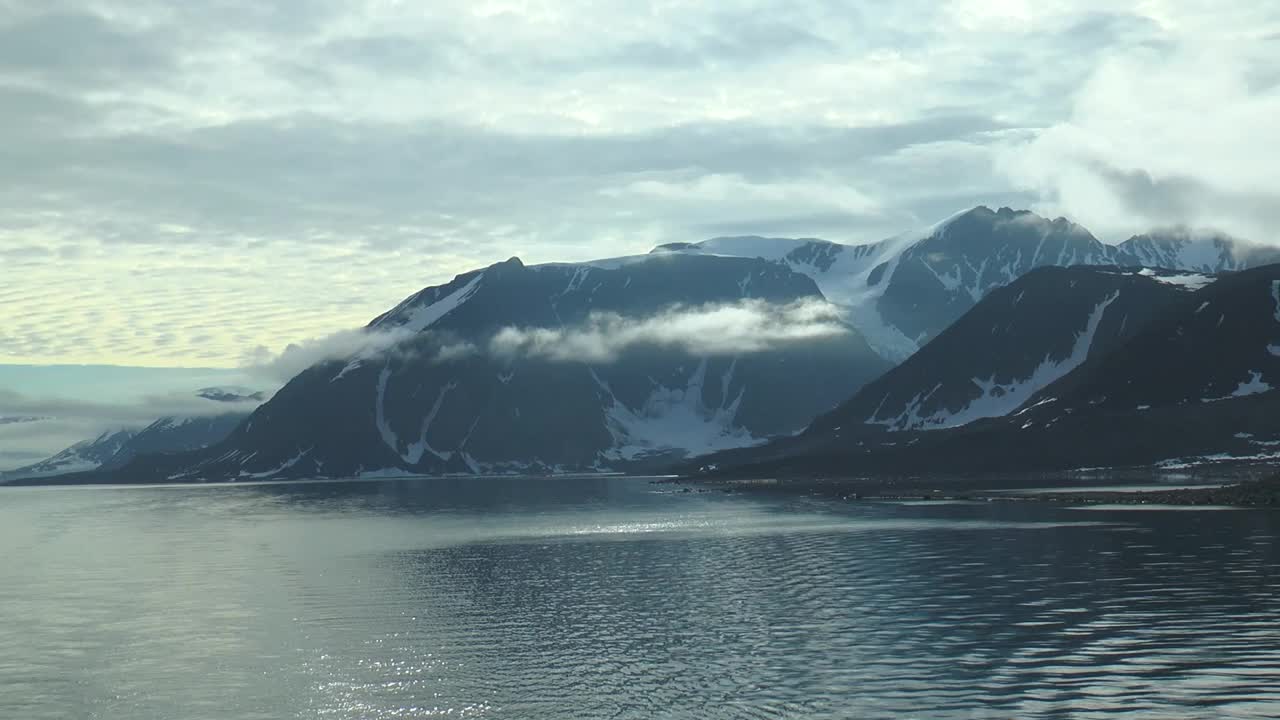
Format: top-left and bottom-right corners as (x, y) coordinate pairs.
(806, 265), (1199, 434)
(659, 207), (1280, 361)
(707, 263), (1280, 477)
(109, 254), (890, 482)
(196, 387), (267, 403)
(31, 206), (1280, 485)
(1115, 230), (1273, 273)
(1, 413), (247, 483)
(2, 428), (140, 480)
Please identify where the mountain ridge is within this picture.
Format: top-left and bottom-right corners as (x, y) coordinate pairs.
(26, 205), (1280, 485)
(701, 262), (1280, 478)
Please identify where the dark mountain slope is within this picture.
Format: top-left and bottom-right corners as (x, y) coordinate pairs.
(702, 264), (1280, 477)
(807, 266), (1195, 434)
(110, 254), (890, 482)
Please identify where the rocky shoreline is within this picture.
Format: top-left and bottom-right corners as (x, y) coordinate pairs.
(1002, 476), (1280, 507)
(673, 467), (1280, 508)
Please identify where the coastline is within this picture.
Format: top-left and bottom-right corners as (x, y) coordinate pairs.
(670, 464), (1280, 508)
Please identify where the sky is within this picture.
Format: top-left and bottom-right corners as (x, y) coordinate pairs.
(0, 1), (1278, 464)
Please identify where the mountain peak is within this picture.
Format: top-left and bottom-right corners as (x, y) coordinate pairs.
(197, 387), (266, 403)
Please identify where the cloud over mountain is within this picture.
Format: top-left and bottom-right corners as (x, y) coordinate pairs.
(490, 298), (849, 363)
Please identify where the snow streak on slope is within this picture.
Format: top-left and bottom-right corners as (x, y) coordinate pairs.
(376, 364), (459, 466)
(332, 273), (487, 382)
(393, 273), (484, 333)
(591, 360), (759, 461)
(869, 291), (1121, 431)
(403, 383), (457, 464)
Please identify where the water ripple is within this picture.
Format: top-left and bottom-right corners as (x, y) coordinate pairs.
(1, 478), (1278, 718)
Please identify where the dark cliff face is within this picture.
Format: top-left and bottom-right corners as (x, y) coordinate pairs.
(808, 266), (1191, 435)
(146, 253), (890, 481)
(1018, 264), (1280, 415)
(707, 264), (1280, 477)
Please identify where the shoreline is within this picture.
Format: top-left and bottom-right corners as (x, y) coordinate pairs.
(670, 466), (1280, 508)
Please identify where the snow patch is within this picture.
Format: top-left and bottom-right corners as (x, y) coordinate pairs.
(1232, 371), (1272, 397)
(869, 292), (1120, 431)
(331, 359), (362, 383)
(376, 365), (460, 465)
(395, 273), (484, 334)
(594, 359), (760, 461)
(241, 448), (312, 479)
(1137, 268), (1214, 291)
(1157, 449), (1280, 469)
(689, 236), (816, 261)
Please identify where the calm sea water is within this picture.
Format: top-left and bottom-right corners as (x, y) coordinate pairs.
(2, 477), (1279, 719)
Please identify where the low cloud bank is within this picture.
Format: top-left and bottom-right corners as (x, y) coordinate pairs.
(490, 298), (848, 363)
(244, 298), (849, 377)
(0, 388), (264, 471)
(241, 328), (414, 383)
(999, 38), (1280, 243)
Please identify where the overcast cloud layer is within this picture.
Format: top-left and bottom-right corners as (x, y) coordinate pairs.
(1, 0), (1277, 368)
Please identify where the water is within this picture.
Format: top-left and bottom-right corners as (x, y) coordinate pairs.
(2, 477), (1279, 719)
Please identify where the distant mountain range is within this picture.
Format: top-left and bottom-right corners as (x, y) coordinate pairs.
(0, 387), (259, 482)
(27, 205), (1280, 484)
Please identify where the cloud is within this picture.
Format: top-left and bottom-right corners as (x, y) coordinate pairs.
(998, 22), (1280, 242)
(237, 298), (849, 378)
(0, 11), (174, 88)
(490, 298), (849, 363)
(432, 341), (480, 364)
(3, 1), (1277, 367)
(240, 327), (414, 383)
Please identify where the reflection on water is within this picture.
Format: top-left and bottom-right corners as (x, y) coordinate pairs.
(1, 477), (1279, 719)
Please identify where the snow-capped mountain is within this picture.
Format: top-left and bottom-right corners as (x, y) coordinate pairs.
(806, 265), (1197, 435)
(1116, 231), (1272, 273)
(41, 206), (1280, 484)
(2, 413), (246, 482)
(707, 263), (1280, 476)
(659, 206), (1279, 361)
(116, 254), (889, 482)
(2, 428), (140, 480)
